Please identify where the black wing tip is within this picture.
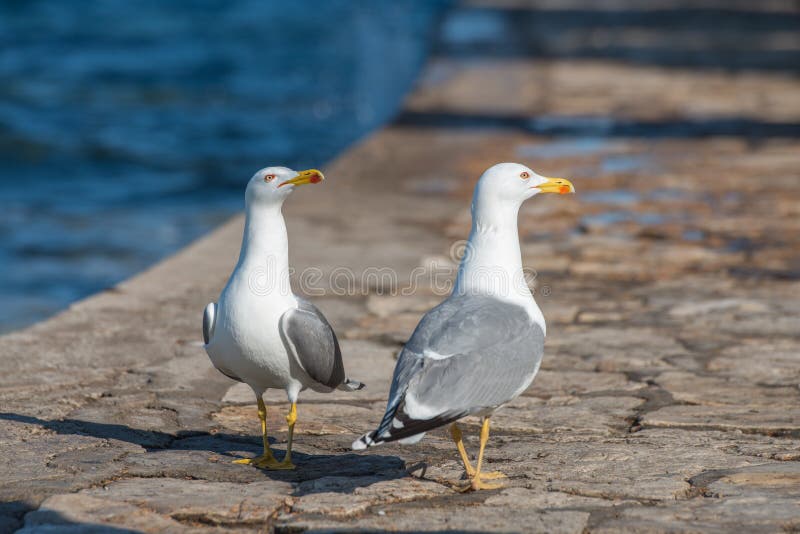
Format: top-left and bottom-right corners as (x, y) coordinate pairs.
(375, 410), (467, 445)
(354, 412), (463, 451)
(352, 431), (379, 450)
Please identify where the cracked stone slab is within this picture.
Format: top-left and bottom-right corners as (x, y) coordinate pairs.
(653, 371), (800, 407)
(635, 428), (800, 464)
(287, 475), (450, 517)
(490, 395), (643, 436)
(404, 429), (775, 503)
(82, 477), (292, 526)
(545, 327), (685, 372)
(498, 433), (780, 503)
(0, 420), (132, 507)
(642, 405), (800, 436)
(708, 339), (800, 387)
(277, 503), (590, 533)
(21, 494), (184, 533)
(529, 369), (644, 398)
(592, 464), (800, 532)
(484, 485), (632, 510)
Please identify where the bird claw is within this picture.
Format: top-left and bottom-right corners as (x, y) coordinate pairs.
(266, 460), (296, 471)
(232, 453), (279, 469)
(481, 470), (507, 480)
(455, 470), (507, 492)
(456, 477), (505, 492)
(460, 469), (506, 481)
(470, 479), (505, 491)
(233, 453), (296, 470)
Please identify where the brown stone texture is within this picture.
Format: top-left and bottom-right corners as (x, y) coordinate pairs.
(2, 1), (800, 532)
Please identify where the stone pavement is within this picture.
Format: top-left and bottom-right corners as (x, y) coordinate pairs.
(2, 1), (800, 532)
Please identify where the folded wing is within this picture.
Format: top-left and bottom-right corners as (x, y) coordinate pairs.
(354, 295), (544, 448)
(280, 297), (346, 390)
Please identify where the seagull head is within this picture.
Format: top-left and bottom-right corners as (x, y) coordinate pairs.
(476, 162), (575, 206)
(245, 166), (324, 207)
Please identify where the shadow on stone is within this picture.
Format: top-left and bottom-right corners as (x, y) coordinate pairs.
(0, 412), (407, 489)
(0, 412), (188, 450)
(14, 507), (143, 534)
(0, 501), (30, 534)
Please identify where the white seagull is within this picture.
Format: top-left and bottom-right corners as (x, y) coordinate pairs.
(204, 167), (364, 470)
(352, 163), (574, 490)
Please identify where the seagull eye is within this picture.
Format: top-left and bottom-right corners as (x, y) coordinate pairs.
(264, 174), (275, 182)
(520, 172), (530, 179)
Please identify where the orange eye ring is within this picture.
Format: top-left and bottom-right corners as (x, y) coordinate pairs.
(264, 174), (276, 182)
(520, 171), (530, 179)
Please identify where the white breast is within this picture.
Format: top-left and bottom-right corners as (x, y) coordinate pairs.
(206, 268), (299, 391)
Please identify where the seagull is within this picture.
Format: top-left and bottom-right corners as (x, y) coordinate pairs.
(204, 167), (364, 470)
(352, 163), (574, 490)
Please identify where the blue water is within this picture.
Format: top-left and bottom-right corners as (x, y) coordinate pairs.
(0, 1), (447, 333)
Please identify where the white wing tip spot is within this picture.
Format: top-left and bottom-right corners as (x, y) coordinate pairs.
(422, 349), (451, 360)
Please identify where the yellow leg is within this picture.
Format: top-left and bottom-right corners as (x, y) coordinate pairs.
(233, 395), (279, 468)
(460, 417), (505, 491)
(451, 423), (475, 477)
(269, 402), (297, 470)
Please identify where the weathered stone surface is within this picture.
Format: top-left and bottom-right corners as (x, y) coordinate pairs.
(668, 298), (772, 318)
(642, 405), (800, 436)
(288, 475), (449, 517)
(277, 504), (590, 533)
(653, 371), (800, 407)
(484, 486), (628, 510)
(82, 478), (291, 526)
(21, 494), (185, 533)
(591, 463), (800, 533)
(709, 339), (800, 386)
(528, 369), (643, 398)
(545, 326), (685, 372)
(491, 395), (643, 435)
(2, 1), (800, 532)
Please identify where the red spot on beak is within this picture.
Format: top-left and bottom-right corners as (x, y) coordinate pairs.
(559, 185), (570, 194)
(310, 173), (322, 184)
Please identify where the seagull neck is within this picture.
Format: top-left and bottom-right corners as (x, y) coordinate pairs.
(235, 204), (292, 297)
(454, 200), (533, 307)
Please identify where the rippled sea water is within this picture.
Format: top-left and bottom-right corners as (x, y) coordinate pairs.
(0, 1), (448, 332)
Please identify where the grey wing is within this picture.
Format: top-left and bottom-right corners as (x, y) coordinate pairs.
(279, 298), (345, 390)
(365, 295), (544, 445)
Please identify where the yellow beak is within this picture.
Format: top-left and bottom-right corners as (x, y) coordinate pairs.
(279, 168), (325, 188)
(536, 177), (575, 194)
